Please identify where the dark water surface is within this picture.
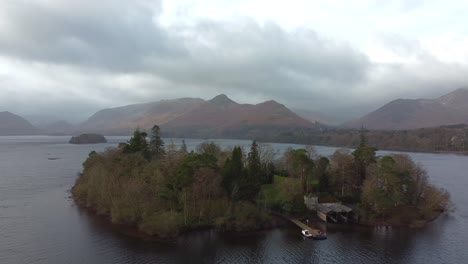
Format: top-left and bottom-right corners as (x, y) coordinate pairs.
(0, 136), (466, 263)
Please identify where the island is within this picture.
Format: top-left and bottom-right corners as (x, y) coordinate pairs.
(69, 134), (107, 144)
(72, 125), (451, 239)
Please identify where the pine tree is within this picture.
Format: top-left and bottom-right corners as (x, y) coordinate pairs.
(149, 125), (165, 160)
(221, 146), (243, 197)
(235, 141), (262, 201)
(353, 127), (377, 188)
(123, 129), (149, 155)
(180, 139), (188, 154)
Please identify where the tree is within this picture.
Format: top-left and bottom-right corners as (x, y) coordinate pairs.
(124, 129), (149, 155)
(221, 146), (243, 197)
(290, 149), (314, 194)
(149, 125), (165, 159)
(316, 157), (330, 193)
(352, 127), (377, 188)
(235, 141), (263, 201)
(180, 139), (188, 154)
(329, 149), (356, 197)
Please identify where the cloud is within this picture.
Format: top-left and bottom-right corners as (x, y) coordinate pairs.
(0, 0), (467, 123)
(0, 0), (183, 72)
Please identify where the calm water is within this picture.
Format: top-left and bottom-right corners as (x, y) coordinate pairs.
(0, 136), (466, 264)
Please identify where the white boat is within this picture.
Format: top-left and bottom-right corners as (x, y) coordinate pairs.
(302, 229), (327, 240)
(302, 229), (313, 238)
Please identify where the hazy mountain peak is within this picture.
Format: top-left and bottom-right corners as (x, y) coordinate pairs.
(208, 94), (237, 105)
(0, 111), (41, 135)
(344, 88), (468, 130)
(438, 87), (468, 104)
(258, 100), (283, 107)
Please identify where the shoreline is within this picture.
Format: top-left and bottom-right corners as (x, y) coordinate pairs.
(72, 196), (288, 240)
(73, 195), (445, 241)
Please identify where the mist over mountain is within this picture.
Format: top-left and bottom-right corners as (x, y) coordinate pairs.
(0, 111), (41, 136)
(344, 88), (468, 130)
(76, 94), (319, 138)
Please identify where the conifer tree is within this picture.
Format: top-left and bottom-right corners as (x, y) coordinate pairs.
(149, 125), (165, 159)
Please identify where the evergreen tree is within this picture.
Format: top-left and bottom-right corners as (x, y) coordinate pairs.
(180, 139), (188, 154)
(353, 127), (377, 188)
(235, 141), (262, 201)
(316, 157), (330, 193)
(149, 125), (165, 159)
(124, 129), (149, 154)
(247, 140), (261, 177)
(221, 146), (243, 197)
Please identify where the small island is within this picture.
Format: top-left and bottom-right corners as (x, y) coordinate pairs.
(72, 126), (451, 239)
(69, 134), (107, 144)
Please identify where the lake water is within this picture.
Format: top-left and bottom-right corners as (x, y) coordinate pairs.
(0, 136), (466, 263)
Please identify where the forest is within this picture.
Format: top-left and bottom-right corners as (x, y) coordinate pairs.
(72, 126), (452, 238)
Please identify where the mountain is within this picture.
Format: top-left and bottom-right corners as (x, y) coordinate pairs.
(76, 94), (319, 138)
(38, 120), (75, 135)
(344, 88), (468, 130)
(77, 98), (205, 135)
(0, 111), (41, 135)
(163, 95), (317, 138)
(292, 108), (342, 126)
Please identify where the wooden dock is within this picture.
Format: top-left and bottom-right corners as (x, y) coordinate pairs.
(289, 219), (322, 236)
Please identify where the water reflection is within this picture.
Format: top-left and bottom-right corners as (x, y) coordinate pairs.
(0, 136), (467, 263)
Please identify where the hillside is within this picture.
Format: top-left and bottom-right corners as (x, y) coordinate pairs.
(77, 98), (205, 135)
(76, 94), (319, 138)
(345, 88), (468, 130)
(159, 95), (318, 138)
(0, 111), (41, 135)
(38, 120), (75, 135)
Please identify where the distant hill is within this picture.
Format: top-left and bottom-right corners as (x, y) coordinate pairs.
(39, 120), (75, 135)
(344, 88), (468, 130)
(164, 94), (317, 138)
(292, 108), (342, 126)
(76, 94), (320, 138)
(0, 111), (41, 135)
(77, 98), (205, 135)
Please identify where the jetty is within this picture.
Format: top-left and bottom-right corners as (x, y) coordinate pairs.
(289, 218), (322, 236)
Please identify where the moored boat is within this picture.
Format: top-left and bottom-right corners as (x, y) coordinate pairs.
(302, 229), (327, 240)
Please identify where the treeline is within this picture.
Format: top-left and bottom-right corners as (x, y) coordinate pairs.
(73, 126), (452, 237)
(72, 126), (281, 238)
(267, 125), (468, 153)
(164, 124), (468, 154)
(272, 131), (452, 225)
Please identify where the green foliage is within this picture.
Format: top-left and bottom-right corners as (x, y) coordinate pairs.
(215, 202), (273, 231)
(139, 211), (183, 238)
(259, 176), (306, 215)
(360, 154), (451, 222)
(221, 146), (243, 197)
(352, 129), (377, 187)
(234, 141), (264, 201)
(72, 132), (284, 238)
(316, 157), (330, 193)
(123, 129), (149, 157)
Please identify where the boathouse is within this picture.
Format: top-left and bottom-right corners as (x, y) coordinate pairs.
(317, 203), (352, 223)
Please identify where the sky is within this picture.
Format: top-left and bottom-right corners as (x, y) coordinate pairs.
(1, 0), (468, 123)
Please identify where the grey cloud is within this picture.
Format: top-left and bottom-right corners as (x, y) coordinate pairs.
(0, 0), (184, 72)
(0, 1), (467, 124)
(151, 20), (371, 109)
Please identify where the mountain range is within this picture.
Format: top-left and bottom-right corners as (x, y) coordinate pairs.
(344, 88), (468, 130)
(2, 88), (468, 137)
(77, 94), (319, 138)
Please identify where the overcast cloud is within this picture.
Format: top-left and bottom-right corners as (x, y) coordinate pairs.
(1, 0), (468, 123)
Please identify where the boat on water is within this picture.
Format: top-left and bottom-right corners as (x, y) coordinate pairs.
(302, 229), (327, 240)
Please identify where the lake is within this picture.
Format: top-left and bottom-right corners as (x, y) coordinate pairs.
(0, 136), (466, 263)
